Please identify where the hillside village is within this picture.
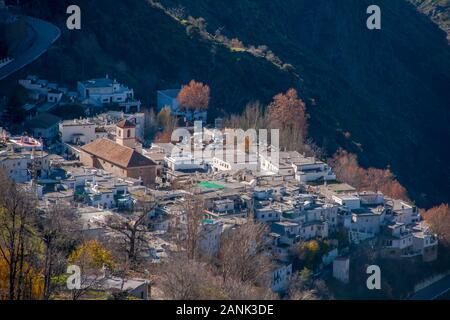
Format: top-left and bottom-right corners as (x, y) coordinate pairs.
(0, 74), (446, 300)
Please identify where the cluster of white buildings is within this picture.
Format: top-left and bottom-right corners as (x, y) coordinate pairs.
(19, 75), (141, 115)
(136, 127), (438, 292)
(1, 76), (441, 297)
(77, 76), (141, 112)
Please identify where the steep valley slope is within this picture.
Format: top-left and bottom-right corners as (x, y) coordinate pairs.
(2, 0), (449, 208)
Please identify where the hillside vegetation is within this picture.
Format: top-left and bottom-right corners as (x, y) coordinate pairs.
(408, 0), (450, 42)
(2, 0), (450, 209)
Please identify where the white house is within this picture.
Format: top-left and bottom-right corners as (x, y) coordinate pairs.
(99, 277), (150, 300)
(381, 223), (415, 258)
(412, 226), (438, 262)
(332, 194), (361, 210)
(77, 76), (141, 112)
(380, 221), (438, 261)
(292, 157), (336, 183)
(271, 221), (301, 245)
(19, 75), (50, 99)
(255, 206), (281, 223)
(387, 200), (420, 226)
(60, 119), (97, 145)
(260, 151), (335, 183)
(299, 221), (329, 240)
(350, 207), (385, 235)
(213, 199), (235, 213)
(271, 263), (292, 293)
(165, 152), (206, 172)
(0, 149), (50, 183)
(210, 149), (258, 172)
(84, 183), (116, 209)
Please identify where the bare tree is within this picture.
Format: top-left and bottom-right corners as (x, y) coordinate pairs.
(221, 277), (277, 300)
(218, 220), (273, 285)
(105, 199), (156, 266)
(224, 101), (269, 131)
(287, 268), (332, 300)
(39, 202), (80, 299)
(158, 253), (277, 300)
(184, 192), (205, 260)
(158, 254), (216, 300)
(143, 108), (158, 140)
(0, 169), (40, 300)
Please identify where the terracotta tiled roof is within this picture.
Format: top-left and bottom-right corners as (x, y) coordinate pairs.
(81, 139), (156, 169)
(116, 119), (136, 129)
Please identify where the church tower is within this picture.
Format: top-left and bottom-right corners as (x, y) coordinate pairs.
(116, 119), (136, 149)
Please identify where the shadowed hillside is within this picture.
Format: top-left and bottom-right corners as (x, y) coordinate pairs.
(408, 0), (450, 42)
(154, 0), (450, 209)
(2, 0), (449, 208)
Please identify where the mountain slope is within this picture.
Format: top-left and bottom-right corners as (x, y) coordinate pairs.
(5, 0), (296, 111)
(3, 0), (450, 208)
(408, 0), (450, 42)
(157, 0), (450, 208)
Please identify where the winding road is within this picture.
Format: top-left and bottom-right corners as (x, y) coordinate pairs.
(0, 16), (60, 81)
(409, 274), (450, 300)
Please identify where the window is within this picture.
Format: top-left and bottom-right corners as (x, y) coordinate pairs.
(127, 129), (131, 138)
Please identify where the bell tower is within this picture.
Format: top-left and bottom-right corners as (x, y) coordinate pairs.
(116, 119), (136, 149)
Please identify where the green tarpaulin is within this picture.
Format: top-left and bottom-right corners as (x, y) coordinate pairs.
(197, 182), (225, 189)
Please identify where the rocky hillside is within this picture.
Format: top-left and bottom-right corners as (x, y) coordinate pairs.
(2, 0), (450, 208)
(408, 0), (450, 42)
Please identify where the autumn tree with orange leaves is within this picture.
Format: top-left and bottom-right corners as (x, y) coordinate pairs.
(267, 89), (308, 151)
(422, 204), (450, 247)
(177, 80), (210, 111)
(330, 149), (409, 201)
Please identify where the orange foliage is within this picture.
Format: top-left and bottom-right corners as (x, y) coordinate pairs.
(0, 253), (44, 300)
(267, 88), (308, 138)
(330, 149), (409, 201)
(153, 130), (173, 143)
(422, 204), (450, 246)
(177, 80), (210, 111)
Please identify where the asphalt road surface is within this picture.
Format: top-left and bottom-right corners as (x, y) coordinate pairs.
(0, 16), (60, 81)
(409, 274), (450, 300)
